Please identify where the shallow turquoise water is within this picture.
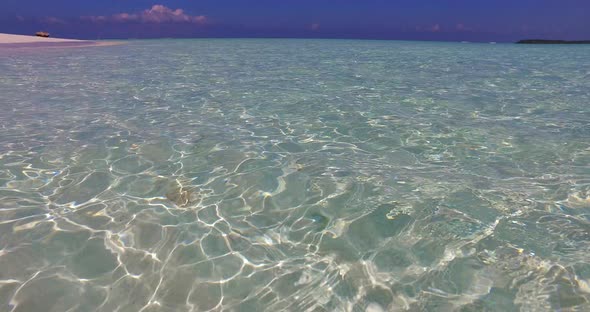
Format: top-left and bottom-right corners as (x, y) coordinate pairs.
(0, 39), (589, 311)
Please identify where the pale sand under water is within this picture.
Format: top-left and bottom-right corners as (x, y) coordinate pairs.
(1, 39), (589, 311)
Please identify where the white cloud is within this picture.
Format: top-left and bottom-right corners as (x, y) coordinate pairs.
(83, 5), (207, 24)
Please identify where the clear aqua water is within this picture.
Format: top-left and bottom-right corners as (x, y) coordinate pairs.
(0, 39), (589, 311)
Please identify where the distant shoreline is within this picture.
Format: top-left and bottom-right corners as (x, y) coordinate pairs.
(0, 33), (84, 44)
(2, 33), (589, 45)
(516, 39), (590, 44)
(0, 33), (122, 49)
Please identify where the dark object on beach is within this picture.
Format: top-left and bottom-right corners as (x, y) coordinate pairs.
(516, 39), (590, 44)
(35, 32), (50, 38)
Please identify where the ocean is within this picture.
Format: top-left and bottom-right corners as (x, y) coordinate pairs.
(1, 39), (589, 311)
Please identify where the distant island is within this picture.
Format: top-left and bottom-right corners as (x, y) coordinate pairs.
(517, 39), (590, 44)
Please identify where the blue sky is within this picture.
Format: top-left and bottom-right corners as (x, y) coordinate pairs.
(1, 0), (589, 41)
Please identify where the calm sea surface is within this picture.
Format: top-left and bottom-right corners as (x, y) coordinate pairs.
(1, 39), (589, 311)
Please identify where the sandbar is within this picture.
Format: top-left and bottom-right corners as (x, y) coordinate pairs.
(0, 33), (122, 49)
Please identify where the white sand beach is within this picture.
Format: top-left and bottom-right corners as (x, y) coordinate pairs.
(0, 33), (122, 48)
(0, 33), (84, 44)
